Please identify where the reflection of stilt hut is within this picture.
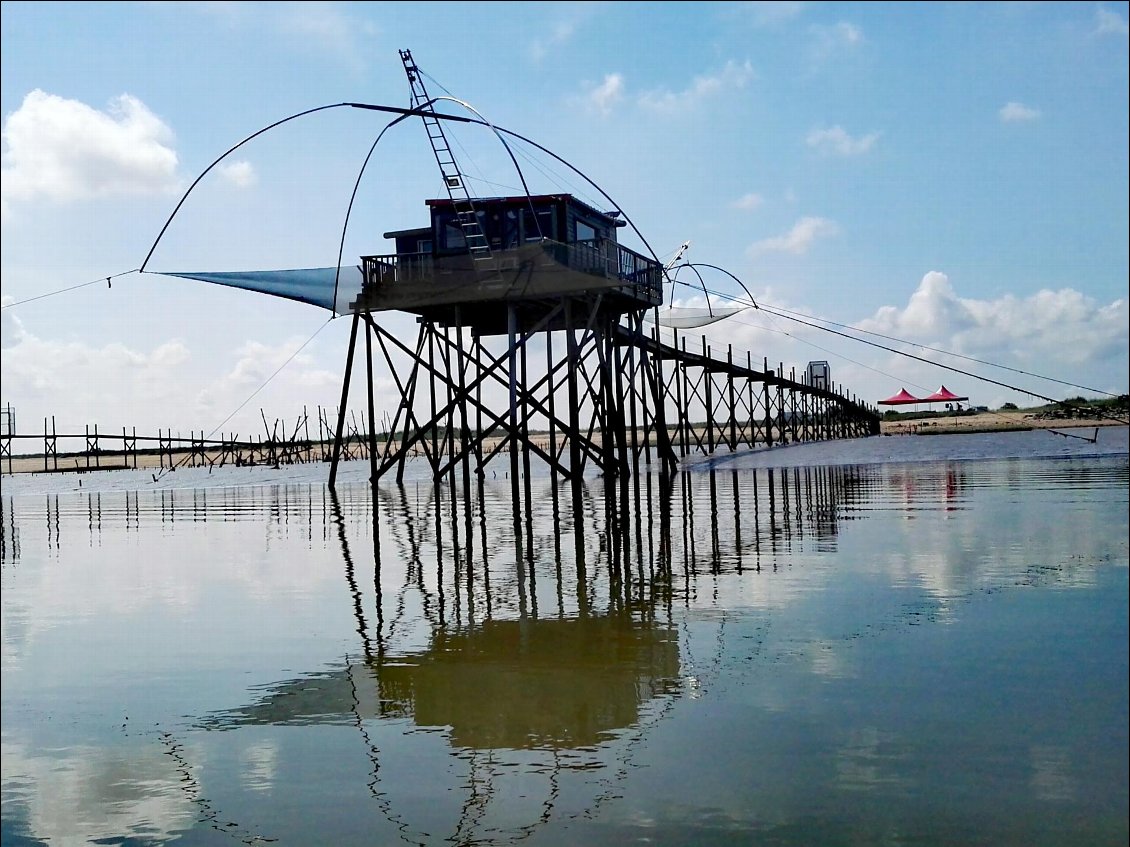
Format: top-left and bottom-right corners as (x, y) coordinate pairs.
(202, 614), (680, 750)
(377, 616), (680, 749)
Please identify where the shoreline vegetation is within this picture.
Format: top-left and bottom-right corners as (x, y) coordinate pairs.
(2, 406), (1126, 477)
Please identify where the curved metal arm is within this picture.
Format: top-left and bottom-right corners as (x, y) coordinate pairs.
(142, 99), (666, 302)
(665, 263), (713, 315)
(332, 112), (412, 315)
(427, 95), (543, 230)
(683, 262), (759, 310)
(140, 102), (351, 273)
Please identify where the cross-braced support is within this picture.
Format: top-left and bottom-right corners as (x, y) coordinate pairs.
(328, 298), (880, 492)
(328, 296), (680, 491)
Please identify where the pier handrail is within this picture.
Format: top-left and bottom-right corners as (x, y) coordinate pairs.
(360, 238), (662, 301)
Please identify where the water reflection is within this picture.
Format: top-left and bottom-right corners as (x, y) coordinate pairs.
(1, 452), (1127, 847)
(204, 481), (685, 753)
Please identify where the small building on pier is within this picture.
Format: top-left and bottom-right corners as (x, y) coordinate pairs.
(354, 194), (663, 335)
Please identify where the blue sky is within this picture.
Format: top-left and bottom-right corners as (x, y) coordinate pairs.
(2, 1), (1127, 440)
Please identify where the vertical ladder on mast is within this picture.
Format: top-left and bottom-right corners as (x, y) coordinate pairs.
(399, 49), (496, 274)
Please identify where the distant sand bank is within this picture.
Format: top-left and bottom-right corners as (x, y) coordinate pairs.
(879, 410), (1125, 436)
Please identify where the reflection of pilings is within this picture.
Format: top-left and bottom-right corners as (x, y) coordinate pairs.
(331, 489), (377, 663)
(660, 464), (876, 576)
(352, 462), (872, 643)
(0, 495), (18, 561)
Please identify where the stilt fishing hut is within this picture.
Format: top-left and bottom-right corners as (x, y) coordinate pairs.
(329, 188), (677, 493)
(151, 48), (881, 499)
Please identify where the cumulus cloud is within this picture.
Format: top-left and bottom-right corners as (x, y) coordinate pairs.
(748, 216), (839, 256)
(275, 3), (375, 72)
(0, 324), (192, 432)
(638, 60), (755, 114)
(731, 192), (765, 211)
(807, 21), (864, 68)
(1, 297), (22, 349)
(814, 21), (863, 47)
(1095, 7), (1129, 36)
(855, 272), (1129, 401)
(219, 337), (336, 392)
(0, 317), (353, 437)
(806, 125), (879, 156)
(999, 101), (1041, 123)
(586, 73), (625, 116)
(530, 19), (579, 62)
(744, 1), (805, 27)
(218, 160), (257, 188)
(190, 335), (346, 432)
(1, 90), (179, 219)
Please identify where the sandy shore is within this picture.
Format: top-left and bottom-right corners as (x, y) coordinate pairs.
(878, 409), (1125, 436)
(3, 411), (1124, 477)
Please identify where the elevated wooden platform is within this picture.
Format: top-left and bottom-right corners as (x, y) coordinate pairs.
(354, 239), (662, 336)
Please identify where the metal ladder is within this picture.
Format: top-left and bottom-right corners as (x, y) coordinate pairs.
(399, 49), (496, 274)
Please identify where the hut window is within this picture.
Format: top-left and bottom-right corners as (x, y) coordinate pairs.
(576, 220), (597, 243)
(442, 216), (466, 250)
(522, 208), (555, 242)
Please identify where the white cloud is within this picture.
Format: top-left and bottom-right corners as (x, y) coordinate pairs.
(1096, 7), (1129, 36)
(1, 742), (196, 847)
(807, 21), (864, 68)
(190, 335), (346, 430)
(855, 272), (1129, 403)
(0, 317), (350, 437)
(744, 1), (805, 27)
(638, 60), (755, 114)
(999, 101), (1041, 123)
(586, 73), (625, 116)
(1, 90), (179, 217)
(218, 160), (257, 188)
(221, 337), (333, 391)
(275, 3), (373, 72)
(806, 125), (879, 156)
(1, 297), (21, 349)
(824, 21), (863, 46)
(0, 324), (192, 432)
(748, 216), (839, 256)
(530, 19), (579, 62)
(731, 192), (765, 211)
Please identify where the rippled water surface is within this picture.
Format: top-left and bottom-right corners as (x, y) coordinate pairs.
(2, 429), (1127, 846)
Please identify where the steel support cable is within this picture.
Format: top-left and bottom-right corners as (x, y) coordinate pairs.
(416, 68), (589, 231)
(752, 302), (1128, 423)
(664, 262), (760, 317)
(428, 95), (543, 235)
(139, 98), (666, 307)
(685, 276), (1119, 400)
(332, 112), (412, 316)
(754, 298), (1118, 399)
(149, 316), (334, 483)
(666, 275), (1127, 422)
(2, 268), (139, 310)
(139, 100), (483, 274)
(718, 311), (914, 391)
(140, 103), (354, 273)
(666, 264), (713, 316)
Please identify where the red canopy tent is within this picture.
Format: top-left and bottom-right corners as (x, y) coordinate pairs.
(923, 385), (969, 403)
(878, 388), (923, 406)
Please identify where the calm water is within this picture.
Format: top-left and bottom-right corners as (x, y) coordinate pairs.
(2, 429), (1127, 846)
